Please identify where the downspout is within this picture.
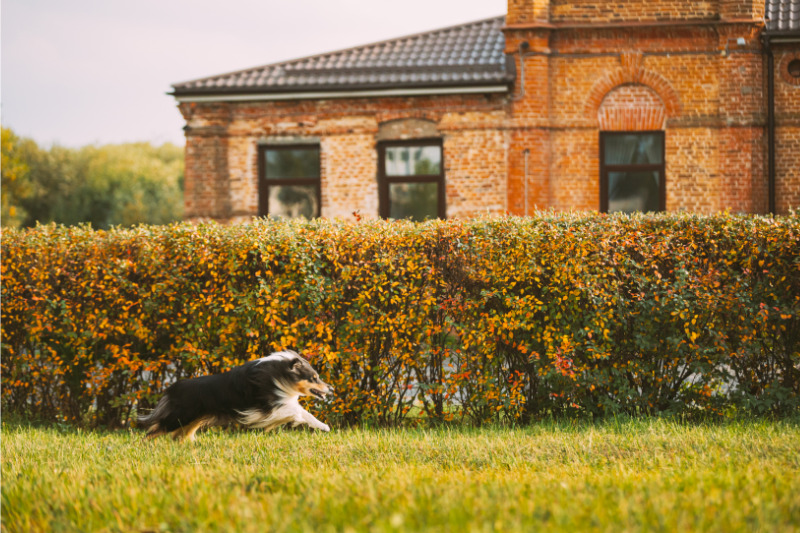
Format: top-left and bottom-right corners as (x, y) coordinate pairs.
(764, 34), (776, 215)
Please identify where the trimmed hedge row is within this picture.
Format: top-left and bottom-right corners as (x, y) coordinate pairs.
(2, 213), (799, 427)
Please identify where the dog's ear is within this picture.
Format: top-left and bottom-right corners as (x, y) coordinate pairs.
(289, 358), (304, 373)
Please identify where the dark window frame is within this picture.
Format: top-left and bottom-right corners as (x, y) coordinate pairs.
(257, 143), (322, 218)
(599, 131), (666, 213)
(377, 138), (446, 220)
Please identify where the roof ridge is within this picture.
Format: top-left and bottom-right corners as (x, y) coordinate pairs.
(172, 15), (505, 89)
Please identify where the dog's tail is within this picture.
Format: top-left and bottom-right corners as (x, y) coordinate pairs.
(137, 395), (171, 437)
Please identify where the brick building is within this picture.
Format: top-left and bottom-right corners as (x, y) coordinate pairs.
(172, 0), (800, 222)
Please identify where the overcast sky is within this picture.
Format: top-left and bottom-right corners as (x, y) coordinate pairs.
(1, 0), (506, 148)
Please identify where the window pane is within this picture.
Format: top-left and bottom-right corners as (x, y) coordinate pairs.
(385, 145), (441, 176)
(268, 185), (318, 218)
(608, 171), (660, 213)
(389, 182), (438, 221)
(604, 133), (663, 165)
(265, 148), (320, 179)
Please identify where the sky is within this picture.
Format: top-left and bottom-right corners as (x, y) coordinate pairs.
(1, 0), (507, 148)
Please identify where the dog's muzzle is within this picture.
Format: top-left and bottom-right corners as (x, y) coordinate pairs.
(310, 384), (333, 400)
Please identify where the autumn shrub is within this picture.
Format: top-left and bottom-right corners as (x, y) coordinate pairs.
(2, 213), (798, 427)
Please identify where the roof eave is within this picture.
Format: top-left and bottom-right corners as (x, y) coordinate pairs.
(171, 81), (513, 103)
(763, 28), (800, 39)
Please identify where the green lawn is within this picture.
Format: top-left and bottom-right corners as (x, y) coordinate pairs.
(2, 419), (799, 532)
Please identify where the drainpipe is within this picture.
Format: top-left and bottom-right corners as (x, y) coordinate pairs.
(764, 34), (776, 215)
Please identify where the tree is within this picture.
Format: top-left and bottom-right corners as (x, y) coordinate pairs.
(1, 127), (33, 228)
(1, 128), (184, 229)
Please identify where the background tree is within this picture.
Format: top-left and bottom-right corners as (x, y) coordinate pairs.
(0, 128), (184, 229)
(1, 127), (34, 228)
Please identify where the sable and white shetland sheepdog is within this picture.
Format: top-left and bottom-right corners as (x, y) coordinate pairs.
(138, 351), (332, 441)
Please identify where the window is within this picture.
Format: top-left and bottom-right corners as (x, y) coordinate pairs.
(258, 144), (321, 218)
(378, 139), (445, 221)
(600, 132), (665, 213)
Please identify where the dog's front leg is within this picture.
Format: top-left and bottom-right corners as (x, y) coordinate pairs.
(295, 408), (330, 432)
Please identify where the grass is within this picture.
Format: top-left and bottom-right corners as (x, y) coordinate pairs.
(2, 419), (799, 532)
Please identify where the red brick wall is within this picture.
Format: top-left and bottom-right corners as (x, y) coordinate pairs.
(501, 0), (787, 216)
(718, 127), (767, 213)
(507, 129), (551, 213)
(180, 103), (232, 219)
(507, 0), (548, 25)
(550, 0), (718, 23)
(666, 128), (719, 212)
(507, 0), (764, 24)
(550, 130), (599, 210)
(774, 47), (800, 213)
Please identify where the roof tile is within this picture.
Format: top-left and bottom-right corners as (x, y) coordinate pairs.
(173, 16), (512, 96)
(765, 0), (800, 32)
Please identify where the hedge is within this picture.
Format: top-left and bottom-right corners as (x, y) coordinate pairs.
(2, 213), (799, 427)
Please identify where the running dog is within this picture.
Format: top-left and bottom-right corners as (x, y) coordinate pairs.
(138, 350), (332, 441)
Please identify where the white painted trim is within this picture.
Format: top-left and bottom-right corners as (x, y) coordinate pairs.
(769, 37), (800, 43)
(174, 85), (510, 103)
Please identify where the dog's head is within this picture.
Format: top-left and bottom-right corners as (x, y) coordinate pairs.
(257, 351), (333, 400)
(287, 356), (332, 400)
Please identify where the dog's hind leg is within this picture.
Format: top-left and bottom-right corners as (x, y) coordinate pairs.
(172, 416), (214, 442)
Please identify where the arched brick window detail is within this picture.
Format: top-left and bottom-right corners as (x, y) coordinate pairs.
(376, 118), (439, 141)
(597, 84), (667, 214)
(597, 84), (667, 131)
(586, 58), (680, 122)
(595, 78), (669, 214)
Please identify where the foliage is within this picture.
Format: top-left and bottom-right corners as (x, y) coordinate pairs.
(1, 128), (33, 227)
(0, 127), (183, 229)
(3, 421), (799, 532)
(1, 213), (799, 427)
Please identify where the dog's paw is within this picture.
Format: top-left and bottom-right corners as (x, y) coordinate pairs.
(321, 423), (331, 432)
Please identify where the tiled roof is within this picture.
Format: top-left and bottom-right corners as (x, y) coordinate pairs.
(172, 16), (513, 98)
(765, 0), (800, 33)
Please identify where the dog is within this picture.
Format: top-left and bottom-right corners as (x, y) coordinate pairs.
(138, 350), (332, 441)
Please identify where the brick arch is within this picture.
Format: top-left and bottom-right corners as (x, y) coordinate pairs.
(376, 117), (439, 141)
(586, 67), (681, 124)
(598, 84), (666, 131)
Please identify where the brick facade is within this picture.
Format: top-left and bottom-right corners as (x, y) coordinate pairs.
(178, 1), (799, 222)
(774, 46), (800, 212)
(179, 95), (509, 221)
